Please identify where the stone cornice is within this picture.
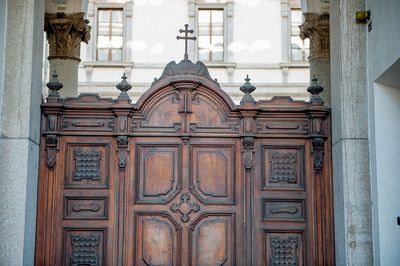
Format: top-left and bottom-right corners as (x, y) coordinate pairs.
(299, 12), (330, 61)
(44, 12), (91, 62)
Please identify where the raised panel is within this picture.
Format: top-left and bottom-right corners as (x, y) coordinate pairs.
(191, 145), (235, 204)
(62, 117), (114, 132)
(65, 142), (110, 188)
(263, 199), (305, 221)
(63, 228), (106, 266)
(256, 119), (309, 135)
(135, 213), (181, 266)
(264, 232), (304, 266)
(262, 145), (304, 190)
(64, 197), (108, 219)
(136, 144), (181, 203)
(132, 92), (182, 133)
(191, 215), (233, 266)
(189, 93), (239, 134)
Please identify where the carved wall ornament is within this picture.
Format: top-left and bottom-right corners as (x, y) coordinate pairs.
(47, 152), (56, 169)
(244, 157), (253, 172)
(299, 12), (330, 61)
(171, 192), (200, 222)
(46, 134), (58, 145)
(312, 137), (324, 171)
(116, 135), (129, 146)
(243, 136), (255, 147)
(45, 12), (91, 62)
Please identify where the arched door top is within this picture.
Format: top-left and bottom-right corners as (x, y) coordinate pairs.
(135, 59), (237, 112)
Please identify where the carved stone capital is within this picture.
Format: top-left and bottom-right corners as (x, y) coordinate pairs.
(299, 12), (330, 61)
(45, 12), (91, 62)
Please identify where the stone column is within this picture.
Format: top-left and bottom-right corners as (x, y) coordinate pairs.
(44, 12), (91, 97)
(0, 0), (44, 264)
(300, 12), (330, 105)
(330, 0), (373, 264)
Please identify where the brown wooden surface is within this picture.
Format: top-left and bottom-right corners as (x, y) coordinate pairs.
(36, 72), (334, 265)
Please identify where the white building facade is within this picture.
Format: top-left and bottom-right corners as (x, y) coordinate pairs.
(77, 0), (311, 103)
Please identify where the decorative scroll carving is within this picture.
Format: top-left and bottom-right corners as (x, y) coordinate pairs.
(243, 136), (255, 147)
(269, 152), (297, 183)
(116, 136), (129, 170)
(116, 135), (129, 146)
(70, 234), (100, 266)
(45, 12), (91, 62)
(155, 60), (217, 86)
(270, 205), (298, 214)
(299, 12), (330, 61)
(312, 137), (324, 171)
(45, 134), (58, 169)
(181, 136), (190, 145)
(244, 157), (253, 172)
(270, 236), (298, 265)
(242, 136), (255, 172)
(73, 150), (101, 180)
(171, 192), (200, 223)
(46, 134), (58, 145)
(71, 204), (101, 212)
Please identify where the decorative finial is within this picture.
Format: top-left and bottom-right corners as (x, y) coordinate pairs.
(46, 70), (63, 97)
(307, 75), (324, 105)
(116, 73), (132, 100)
(240, 74), (256, 105)
(176, 24), (197, 61)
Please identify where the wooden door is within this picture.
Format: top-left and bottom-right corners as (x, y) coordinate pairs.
(36, 60), (334, 265)
(124, 137), (243, 265)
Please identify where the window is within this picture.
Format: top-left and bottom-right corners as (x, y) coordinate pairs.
(97, 8), (123, 61)
(198, 9), (224, 62)
(290, 9), (309, 61)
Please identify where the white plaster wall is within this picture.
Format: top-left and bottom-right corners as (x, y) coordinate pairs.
(372, 83), (400, 266)
(367, 0), (400, 264)
(232, 0), (282, 63)
(131, 0), (188, 63)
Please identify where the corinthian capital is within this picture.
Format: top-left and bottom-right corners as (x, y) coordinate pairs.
(45, 12), (91, 62)
(300, 12), (330, 61)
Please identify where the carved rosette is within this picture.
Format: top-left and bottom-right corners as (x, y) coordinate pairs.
(116, 135), (129, 170)
(299, 12), (330, 61)
(45, 12), (91, 62)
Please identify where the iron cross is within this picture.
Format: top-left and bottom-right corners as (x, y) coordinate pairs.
(176, 24), (197, 60)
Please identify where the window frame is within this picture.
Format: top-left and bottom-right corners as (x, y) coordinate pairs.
(96, 7), (124, 62)
(190, 1), (233, 64)
(197, 8), (225, 62)
(289, 8), (309, 62)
